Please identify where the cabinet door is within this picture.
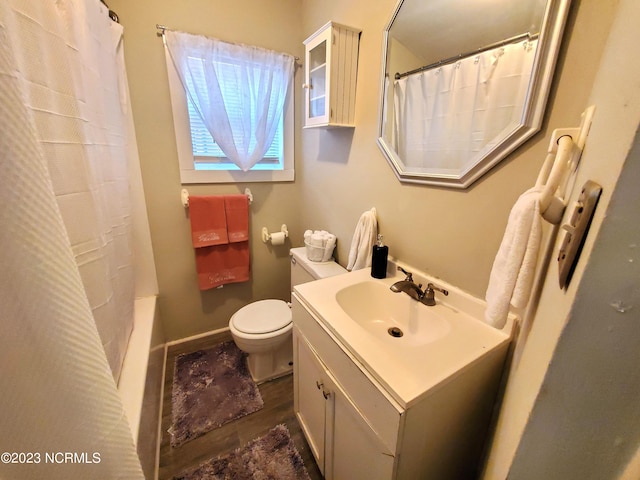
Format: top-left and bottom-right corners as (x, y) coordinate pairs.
(303, 26), (331, 127)
(325, 377), (396, 480)
(293, 330), (328, 474)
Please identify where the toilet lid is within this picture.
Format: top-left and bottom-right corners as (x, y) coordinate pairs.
(231, 299), (292, 334)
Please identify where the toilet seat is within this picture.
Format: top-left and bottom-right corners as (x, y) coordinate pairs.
(231, 299), (291, 335)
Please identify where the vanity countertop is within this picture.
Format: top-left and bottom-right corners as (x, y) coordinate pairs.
(293, 266), (514, 408)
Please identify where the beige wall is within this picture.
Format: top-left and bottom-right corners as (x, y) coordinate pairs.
(115, 0), (615, 341)
(485, 0), (640, 475)
(110, 0), (305, 340)
(299, 0), (616, 299)
(113, 0), (631, 475)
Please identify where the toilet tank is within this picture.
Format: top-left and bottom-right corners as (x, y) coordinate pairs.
(290, 247), (346, 290)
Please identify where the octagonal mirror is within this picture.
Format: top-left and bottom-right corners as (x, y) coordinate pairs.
(377, 0), (571, 188)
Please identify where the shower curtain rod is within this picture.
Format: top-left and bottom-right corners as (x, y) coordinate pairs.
(394, 32), (539, 80)
(155, 24), (301, 62)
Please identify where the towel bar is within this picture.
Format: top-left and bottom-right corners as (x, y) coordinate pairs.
(181, 188), (253, 208)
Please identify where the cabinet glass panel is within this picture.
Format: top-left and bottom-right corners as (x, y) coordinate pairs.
(308, 40), (327, 119)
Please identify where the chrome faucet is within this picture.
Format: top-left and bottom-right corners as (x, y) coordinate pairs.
(390, 266), (449, 306)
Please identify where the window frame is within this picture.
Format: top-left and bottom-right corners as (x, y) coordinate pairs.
(165, 46), (295, 184)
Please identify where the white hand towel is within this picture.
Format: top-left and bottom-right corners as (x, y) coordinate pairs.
(485, 187), (542, 328)
(347, 208), (378, 271)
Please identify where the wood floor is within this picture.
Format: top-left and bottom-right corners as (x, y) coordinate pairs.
(158, 331), (323, 480)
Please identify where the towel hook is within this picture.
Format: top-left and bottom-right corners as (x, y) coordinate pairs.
(537, 105), (595, 224)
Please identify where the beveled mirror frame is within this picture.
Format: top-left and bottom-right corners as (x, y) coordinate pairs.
(377, 0), (572, 188)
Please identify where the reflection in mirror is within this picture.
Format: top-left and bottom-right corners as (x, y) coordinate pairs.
(377, 0), (571, 188)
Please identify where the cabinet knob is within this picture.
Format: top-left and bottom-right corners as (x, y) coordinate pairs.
(322, 390), (330, 399)
(316, 380), (323, 390)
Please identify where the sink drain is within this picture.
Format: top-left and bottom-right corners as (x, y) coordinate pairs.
(388, 327), (403, 338)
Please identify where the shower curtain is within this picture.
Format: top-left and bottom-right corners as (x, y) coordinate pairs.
(393, 39), (537, 174)
(5, 0), (135, 381)
(0, 0), (142, 478)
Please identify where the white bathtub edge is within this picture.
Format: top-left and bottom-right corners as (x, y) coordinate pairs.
(118, 295), (158, 445)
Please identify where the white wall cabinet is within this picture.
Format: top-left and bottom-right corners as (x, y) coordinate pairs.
(303, 22), (360, 128)
(292, 293), (509, 479)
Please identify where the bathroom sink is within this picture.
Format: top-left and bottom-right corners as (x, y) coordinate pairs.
(335, 280), (451, 347)
(293, 264), (514, 407)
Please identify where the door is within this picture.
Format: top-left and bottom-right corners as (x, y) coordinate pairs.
(304, 25), (331, 126)
(293, 330), (328, 474)
(325, 377), (395, 480)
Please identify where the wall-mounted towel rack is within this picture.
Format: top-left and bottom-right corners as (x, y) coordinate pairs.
(536, 105), (595, 224)
(181, 187), (253, 208)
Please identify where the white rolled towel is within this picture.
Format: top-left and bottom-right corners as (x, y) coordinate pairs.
(322, 234), (336, 262)
(310, 233), (324, 247)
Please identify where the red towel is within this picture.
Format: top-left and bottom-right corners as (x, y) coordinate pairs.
(224, 195), (249, 243)
(195, 242), (250, 290)
(189, 196), (228, 247)
(189, 194), (251, 290)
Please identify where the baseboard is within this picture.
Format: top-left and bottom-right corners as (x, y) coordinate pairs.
(152, 343), (168, 480)
(165, 326), (231, 348)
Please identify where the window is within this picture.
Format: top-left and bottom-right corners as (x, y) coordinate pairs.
(164, 34), (294, 184)
(185, 71), (284, 171)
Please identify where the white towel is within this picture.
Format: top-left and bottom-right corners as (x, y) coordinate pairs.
(310, 232), (324, 247)
(347, 208), (378, 271)
(322, 234), (337, 262)
(485, 187), (542, 328)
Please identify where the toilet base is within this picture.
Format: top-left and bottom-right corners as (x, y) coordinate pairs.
(246, 340), (293, 384)
(248, 362), (292, 385)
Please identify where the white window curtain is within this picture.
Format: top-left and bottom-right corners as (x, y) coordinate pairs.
(393, 39), (537, 172)
(165, 30), (294, 172)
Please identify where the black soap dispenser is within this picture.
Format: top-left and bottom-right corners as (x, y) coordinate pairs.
(371, 234), (388, 279)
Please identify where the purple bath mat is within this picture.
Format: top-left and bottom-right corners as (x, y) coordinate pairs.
(173, 424), (311, 480)
(170, 341), (264, 447)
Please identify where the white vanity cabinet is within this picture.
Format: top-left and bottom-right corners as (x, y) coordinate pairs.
(292, 290), (510, 479)
(303, 22), (360, 128)
(294, 326), (395, 479)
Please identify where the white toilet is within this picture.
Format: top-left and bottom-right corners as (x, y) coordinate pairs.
(229, 246), (346, 384)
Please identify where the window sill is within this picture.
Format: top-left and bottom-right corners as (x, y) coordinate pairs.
(179, 168), (294, 184)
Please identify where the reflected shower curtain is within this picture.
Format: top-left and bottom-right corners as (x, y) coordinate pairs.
(393, 39), (537, 173)
(0, 0), (142, 478)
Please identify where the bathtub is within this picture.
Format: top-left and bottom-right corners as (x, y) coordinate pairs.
(117, 295), (165, 479)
